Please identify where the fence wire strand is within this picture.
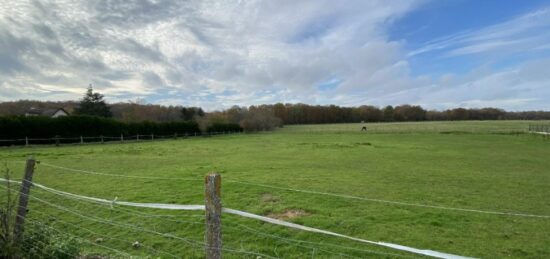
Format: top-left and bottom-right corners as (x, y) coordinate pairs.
(38, 161), (550, 219)
(1, 178), (473, 259)
(0, 183), (278, 259)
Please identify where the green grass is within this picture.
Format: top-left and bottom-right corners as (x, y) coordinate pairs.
(1, 121), (549, 258)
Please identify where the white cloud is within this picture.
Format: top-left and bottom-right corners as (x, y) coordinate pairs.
(409, 8), (550, 58)
(0, 0), (549, 111)
(0, 0), (422, 107)
(366, 58), (550, 111)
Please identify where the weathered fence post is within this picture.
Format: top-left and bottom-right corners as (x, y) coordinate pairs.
(14, 156), (36, 241)
(55, 135), (60, 146)
(151, 133), (154, 141)
(100, 135), (104, 144)
(205, 173), (222, 259)
(80, 136), (84, 144)
(121, 134), (124, 142)
(25, 136), (29, 147)
(195, 132), (197, 137)
(137, 134), (140, 141)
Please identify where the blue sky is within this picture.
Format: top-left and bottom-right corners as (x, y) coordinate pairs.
(391, 0), (550, 77)
(0, 0), (549, 111)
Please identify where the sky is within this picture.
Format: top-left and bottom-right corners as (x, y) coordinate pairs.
(0, 0), (549, 111)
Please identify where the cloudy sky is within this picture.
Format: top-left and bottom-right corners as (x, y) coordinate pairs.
(1, 0), (549, 110)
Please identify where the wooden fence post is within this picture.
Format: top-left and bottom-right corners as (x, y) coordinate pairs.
(25, 136), (28, 147)
(121, 134), (124, 142)
(14, 156), (36, 241)
(205, 173), (222, 259)
(80, 136), (84, 144)
(151, 133), (154, 141)
(137, 134), (140, 141)
(100, 135), (104, 144)
(55, 135), (60, 146)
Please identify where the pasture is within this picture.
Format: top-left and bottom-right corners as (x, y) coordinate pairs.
(1, 121), (549, 258)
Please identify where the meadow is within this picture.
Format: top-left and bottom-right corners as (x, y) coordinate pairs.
(1, 120), (549, 258)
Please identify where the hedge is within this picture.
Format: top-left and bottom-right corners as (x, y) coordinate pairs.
(0, 116), (200, 140)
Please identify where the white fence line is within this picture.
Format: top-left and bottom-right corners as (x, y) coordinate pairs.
(0, 178), (472, 259)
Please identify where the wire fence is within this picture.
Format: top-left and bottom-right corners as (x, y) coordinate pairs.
(1, 177), (468, 259)
(528, 124), (550, 134)
(0, 162), (492, 258)
(36, 162), (550, 219)
(277, 121), (539, 135)
(0, 130), (245, 147)
(7, 156), (550, 258)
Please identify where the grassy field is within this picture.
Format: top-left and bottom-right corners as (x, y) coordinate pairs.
(1, 121), (549, 258)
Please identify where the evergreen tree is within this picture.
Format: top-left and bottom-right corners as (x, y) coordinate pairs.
(74, 85), (112, 117)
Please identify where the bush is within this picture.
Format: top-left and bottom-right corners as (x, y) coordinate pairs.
(20, 222), (80, 259)
(206, 122), (243, 133)
(1, 167), (80, 258)
(239, 110), (282, 132)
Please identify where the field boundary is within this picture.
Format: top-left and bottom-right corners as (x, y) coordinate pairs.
(0, 130), (244, 147)
(1, 177), (473, 259)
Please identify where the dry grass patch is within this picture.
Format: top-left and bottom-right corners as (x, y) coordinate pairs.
(260, 193), (280, 203)
(267, 209), (310, 220)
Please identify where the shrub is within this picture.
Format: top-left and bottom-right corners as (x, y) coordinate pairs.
(1, 167), (80, 258)
(206, 122), (243, 133)
(20, 222), (80, 259)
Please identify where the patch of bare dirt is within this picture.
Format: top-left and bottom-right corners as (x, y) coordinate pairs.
(268, 209), (309, 220)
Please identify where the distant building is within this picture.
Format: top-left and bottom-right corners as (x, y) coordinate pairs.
(25, 108), (69, 118)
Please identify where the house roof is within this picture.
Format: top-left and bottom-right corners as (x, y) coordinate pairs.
(26, 107), (69, 116)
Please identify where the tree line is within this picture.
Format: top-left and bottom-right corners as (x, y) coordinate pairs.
(267, 103), (550, 124)
(1, 87), (549, 134)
